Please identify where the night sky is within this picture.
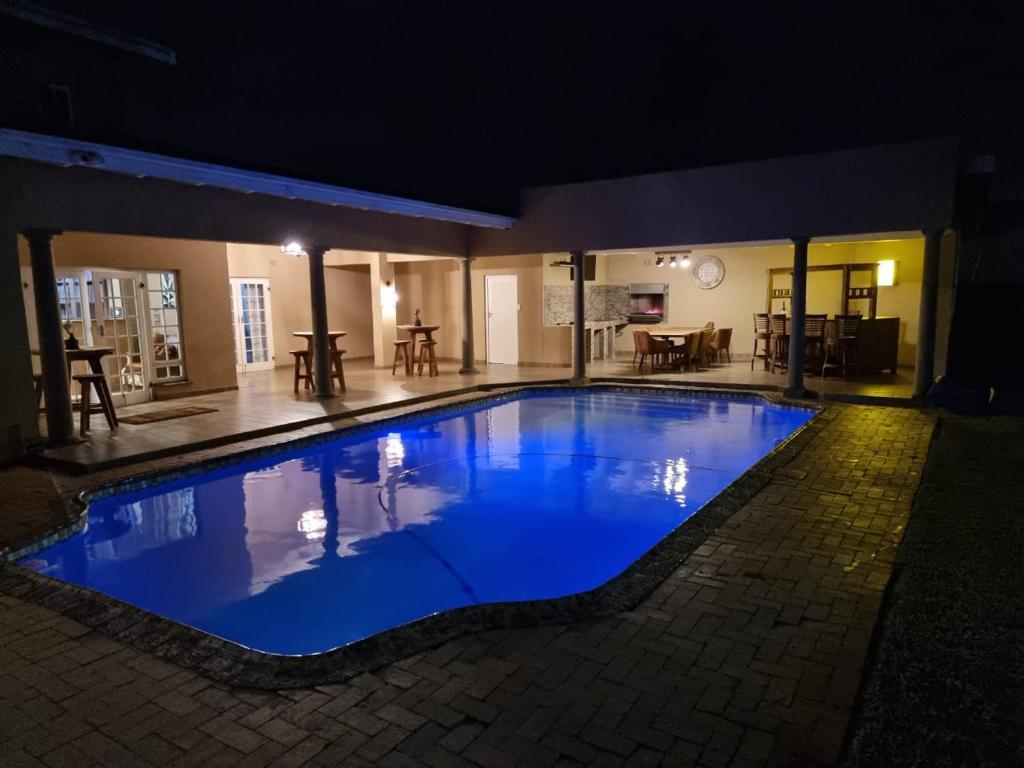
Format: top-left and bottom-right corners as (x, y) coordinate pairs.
(4, 1), (1024, 212)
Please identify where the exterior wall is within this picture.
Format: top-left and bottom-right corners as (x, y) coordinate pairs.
(608, 239), (927, 367)
(471, 139), (958, 256)
(18, 232), (238, 398)
(0, 229), (38, 457)
(226, 244), (374, 365)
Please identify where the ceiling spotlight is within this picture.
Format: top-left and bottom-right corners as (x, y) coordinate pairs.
(681, 253), (691, 269)
(281, 241), (305, 256)
(655, 255), (665, 267)
(669, 255), (678, 268)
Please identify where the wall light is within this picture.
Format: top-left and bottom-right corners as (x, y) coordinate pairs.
(655, 255), (665, 268)
(281, 241), (305, 256)
(877, 259), (897, 287)
(380, 280), (399, 310)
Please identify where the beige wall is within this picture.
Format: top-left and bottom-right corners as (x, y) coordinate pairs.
(19, 232), (238, 398)
(607, 238), (927, 367)
(226, 244), (374, 364)
(393, 254), (570, 366)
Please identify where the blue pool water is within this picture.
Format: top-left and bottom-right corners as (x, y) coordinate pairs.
(21, 390), (811, 655)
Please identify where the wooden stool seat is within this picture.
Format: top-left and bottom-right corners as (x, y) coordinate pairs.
(331, 348), (346, 392)
(417, 340), (439, 377)
(290, 349), (313, 393)
(392, 339), (412, 375)
(72, 373), (117, 436)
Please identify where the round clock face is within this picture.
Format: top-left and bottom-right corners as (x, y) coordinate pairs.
(692, 255), (725, 289)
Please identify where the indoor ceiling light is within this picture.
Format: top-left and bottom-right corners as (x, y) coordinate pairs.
(669, 255), (678, 268)
(681, 253), (691, 269)
(655, 255), (665, 267)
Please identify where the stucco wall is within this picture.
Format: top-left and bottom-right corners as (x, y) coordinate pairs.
(18, 232), (238, 398)
(226, 244), (374, 365)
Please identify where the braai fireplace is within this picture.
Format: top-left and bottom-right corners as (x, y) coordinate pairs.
(628, 283), (668, 324)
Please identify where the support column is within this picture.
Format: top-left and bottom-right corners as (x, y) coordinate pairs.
(914, 229), (943, 399)
(785, 236), (810, 399)
(306, 244), (333, 397)
(459, 256), (478, 373)
(571, 250), (587, 382)
(369, 253), (397, 367)
(25, 229), (74, 445)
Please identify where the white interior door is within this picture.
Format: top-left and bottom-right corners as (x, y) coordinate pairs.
(485, 275), (519, 365)
(90, 271), (151, 405)
(230, 278), (275, 372)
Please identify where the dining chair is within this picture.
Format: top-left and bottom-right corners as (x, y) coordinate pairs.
(636, 331), (674, 372)
(699, 328), (715, 368)
(752, 313), (771, 370)
(710, 328), (732, 364)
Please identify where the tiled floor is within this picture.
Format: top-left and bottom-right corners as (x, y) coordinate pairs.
(38, 358), (914, 470)
(0, 402), (936, 767)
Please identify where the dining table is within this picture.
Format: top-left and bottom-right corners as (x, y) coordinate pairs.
(649, 327), (706, 370)
(397, 324), (440, 365)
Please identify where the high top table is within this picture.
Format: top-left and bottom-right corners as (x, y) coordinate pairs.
(292, 331), (347, 356)
(397, 325), (440, 365)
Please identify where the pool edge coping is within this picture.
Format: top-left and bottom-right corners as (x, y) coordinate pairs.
(0, 382), (829, 690)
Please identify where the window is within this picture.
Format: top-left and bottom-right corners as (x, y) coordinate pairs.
(145, 271), (186, 381)
(56, 276), (84, 322)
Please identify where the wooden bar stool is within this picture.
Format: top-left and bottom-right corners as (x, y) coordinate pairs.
(290, 349), (313, 393)
(72, 373), (117, 436)
(417, 340), (439, 377)
(392, 340), (412, 375)
(331, 348), (346, 391)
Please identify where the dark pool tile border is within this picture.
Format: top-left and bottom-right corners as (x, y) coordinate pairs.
(0, 382), (828, 690)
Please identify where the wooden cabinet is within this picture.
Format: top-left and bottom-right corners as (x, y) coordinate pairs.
(854, 317), (899, 374)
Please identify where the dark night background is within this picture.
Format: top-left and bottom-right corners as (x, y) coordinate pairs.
(2, 1), (1024, 213)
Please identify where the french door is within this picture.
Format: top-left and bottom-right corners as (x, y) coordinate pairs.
(229, 278), (275, 372)
(90, 271), (151, 405)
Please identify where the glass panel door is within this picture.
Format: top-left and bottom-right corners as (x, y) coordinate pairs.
(90, 271), (151, 405)
(229, 278), (275, 372)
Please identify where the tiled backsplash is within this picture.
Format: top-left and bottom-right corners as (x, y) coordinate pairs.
(543, 284), (630, 326)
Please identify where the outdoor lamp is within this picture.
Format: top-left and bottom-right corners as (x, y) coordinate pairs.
(380, 280), (399, 310)
(877, 259), (896, 286)
(281, 241), (305, 256)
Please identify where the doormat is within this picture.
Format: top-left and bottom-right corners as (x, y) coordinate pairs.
(120, 406), (219, 425)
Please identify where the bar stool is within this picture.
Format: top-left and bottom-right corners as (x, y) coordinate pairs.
(72, 373), (117, 436)
(331, 348), (346, 391)
(392, 340), (412, 375)
(752, 313), (771, 370)
(768, 314), (789, 373)
(822, 314), (860, 379)
(417, 340), (439, 377)
(290, 350), (313, 393)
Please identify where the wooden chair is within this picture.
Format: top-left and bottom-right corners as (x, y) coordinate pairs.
(769, 314), (789, 373)
(822, 314), (861, 379)
(632, 330), (643, 368)
(752, 313), (771, 370)
(290, 349), (313, 393)
(392, 339), (412, 375)
(417, 340), (439, 377)
(699, 328), (715, 368)
(678, 331), (703, 371)
(636, 331), (674, 372)
(804, 314), (828, 371)
(331, 349), (346, 391)
(710, 328), (732, 364)
(73, 373), (117, 436)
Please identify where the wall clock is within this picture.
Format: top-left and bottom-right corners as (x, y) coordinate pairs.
(692, 255), (725, 290)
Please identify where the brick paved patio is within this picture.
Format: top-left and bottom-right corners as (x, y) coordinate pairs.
(0, 401), (934, 767)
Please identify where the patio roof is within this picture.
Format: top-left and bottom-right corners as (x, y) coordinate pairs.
(0, 128), (519, 230)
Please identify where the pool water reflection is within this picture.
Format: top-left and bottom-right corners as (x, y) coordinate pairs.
(22, 390), (812, 654)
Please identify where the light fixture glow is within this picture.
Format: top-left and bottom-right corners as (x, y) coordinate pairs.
(669, 256), (678, 268)
(877, 259), (896, 287)
(380, 280), (399, 310)
(281, 241), (305, 256)
(681, 253), (691, 269)
(655, 255), (665, 267)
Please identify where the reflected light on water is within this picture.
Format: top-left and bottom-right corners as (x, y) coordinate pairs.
(384, 432), (405, 468)
(297, 509), (327, 540)
(652, 457), (689, 508)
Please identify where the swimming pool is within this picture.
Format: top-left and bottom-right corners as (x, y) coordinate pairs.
(20, 388), (813, 655)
